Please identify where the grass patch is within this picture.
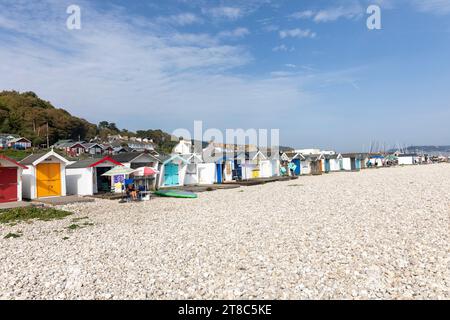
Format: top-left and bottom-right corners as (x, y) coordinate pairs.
(0, 207), (72, 224)
(62, 236), (70, 240)
(71, 216), (89, 222)
(0, 149), (32, 161)
(4, 232), (22, 239)
(67, 224), (81, 230)
(82, 222), (94, 226)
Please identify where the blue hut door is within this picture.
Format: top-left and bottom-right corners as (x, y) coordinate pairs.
(164, 163), (179, 186)
(292, 159), (301, 175)
(356, 159), (361, 170)
(325, 159), (331, 173)
(216, 163), (223, 184)
(233, 161), (242, 180)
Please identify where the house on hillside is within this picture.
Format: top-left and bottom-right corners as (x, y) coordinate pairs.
(0, 134), (32, 150)
(7, 137), (32, 150)
(0, 155), (27, 204)
(55, 141), (86, 156)
(173, 138), (194, 155)
(82, 143), (105, 156)
(0, 134), (17, 149)
(66, 157), (123, 196)
(20, 150), (70, 200)
(127, 140), (155, 152)
(113, 146), (134, 154)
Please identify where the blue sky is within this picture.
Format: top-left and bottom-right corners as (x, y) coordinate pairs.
(0, 0), (450, 151)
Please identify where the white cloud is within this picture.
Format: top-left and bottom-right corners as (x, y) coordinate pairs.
(285, 64), (297, 68)
(289, 10), (315, 19)
(290, 5), (364, 23)
(202, 6), (243, 20)
(218, 27), (250, 39)
(411, 0), (450, 14)
(156, 13), (203, 26)
(262, 24), (279, 32)
(279, 28), (316, 39)
(272, 44), (295, 52)
(0, 0), (314, 130)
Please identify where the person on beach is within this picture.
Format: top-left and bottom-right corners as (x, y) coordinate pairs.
(126, 184), (138, 201)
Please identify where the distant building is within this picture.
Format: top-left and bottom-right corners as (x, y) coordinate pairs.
(397, 153), (417, 165)
(0, 134), (32, 150)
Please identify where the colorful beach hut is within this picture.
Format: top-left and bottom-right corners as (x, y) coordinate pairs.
(20, 150), (70, 199)
(0, 155), (27, 203)
(158, 154), (189, 187)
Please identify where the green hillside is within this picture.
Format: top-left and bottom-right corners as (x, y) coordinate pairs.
(0, 91), (96, 147)
(0, 91), (177, 153)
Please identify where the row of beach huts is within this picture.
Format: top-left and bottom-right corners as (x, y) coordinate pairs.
(0, 138), (438, 204)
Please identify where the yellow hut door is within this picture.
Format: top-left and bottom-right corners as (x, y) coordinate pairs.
(37, 163), (61, 198)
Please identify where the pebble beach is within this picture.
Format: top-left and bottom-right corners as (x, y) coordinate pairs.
(1, 164), (449, 300)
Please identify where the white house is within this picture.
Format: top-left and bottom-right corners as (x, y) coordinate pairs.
(397, 154), (416, 165)
(0, 155), (27, 203)
(20, 150), (70, 200)
(66, 156), (124, 196)
(173, 139), (195, 155)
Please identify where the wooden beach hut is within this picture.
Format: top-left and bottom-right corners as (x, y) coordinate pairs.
(0, 155), (27, 203)
(20, 150), (70, 200)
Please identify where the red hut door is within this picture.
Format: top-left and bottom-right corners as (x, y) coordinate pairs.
(0, 167), (18, 203)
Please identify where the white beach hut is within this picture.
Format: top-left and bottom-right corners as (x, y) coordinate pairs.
(20, 150), (70, 200)
(66, 156), (124, 196)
